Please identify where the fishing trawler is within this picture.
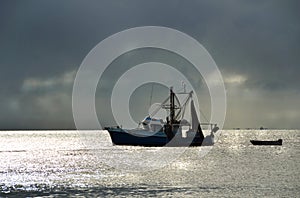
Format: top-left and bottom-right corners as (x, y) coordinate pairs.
(104, 87), (219, 147)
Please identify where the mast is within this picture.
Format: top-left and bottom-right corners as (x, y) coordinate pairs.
(170, 87), (175, 125)
(163, 87), (176, 140)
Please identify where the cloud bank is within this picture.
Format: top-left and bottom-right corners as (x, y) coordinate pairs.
(0, 0), (299, 129)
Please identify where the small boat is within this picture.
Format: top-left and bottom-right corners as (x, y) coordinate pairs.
(250, 139), (283, 146)
(105, 87), (219, 147)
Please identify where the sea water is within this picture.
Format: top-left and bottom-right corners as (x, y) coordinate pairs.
(0, 130), (299, 197)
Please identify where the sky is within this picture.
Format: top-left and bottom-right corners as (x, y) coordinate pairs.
(0, 0), (299, 129)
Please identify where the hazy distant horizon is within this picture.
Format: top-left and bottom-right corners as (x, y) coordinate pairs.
(0, 128), (299, 131)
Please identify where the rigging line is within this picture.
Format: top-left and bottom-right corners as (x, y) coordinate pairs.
(180, 96), (191, 120)
(149, 83), (154, 111)
(150, 96), (169, 117)
(199, 108), (209, 123)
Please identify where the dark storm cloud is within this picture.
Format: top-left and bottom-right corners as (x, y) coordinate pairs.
(200, 0), (300, 91)
(0, 0), (299, 129)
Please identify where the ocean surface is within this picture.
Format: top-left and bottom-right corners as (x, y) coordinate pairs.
(0, 130), (299, 197)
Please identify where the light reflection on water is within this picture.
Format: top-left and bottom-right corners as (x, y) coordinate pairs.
(0, 130), (299, 197)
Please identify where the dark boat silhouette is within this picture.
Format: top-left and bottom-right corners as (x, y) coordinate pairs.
(250, 139), (282, 146)
(105, 87), (219, 147)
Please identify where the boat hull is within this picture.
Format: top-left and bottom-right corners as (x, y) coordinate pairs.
(105, 127), (211, 147)
(250, 139), (282, 146)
